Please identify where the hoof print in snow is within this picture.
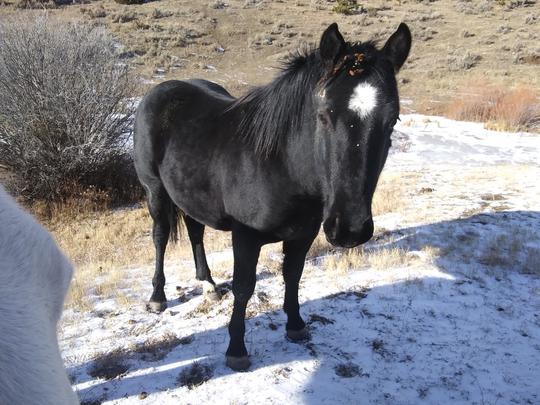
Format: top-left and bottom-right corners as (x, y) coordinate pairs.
(178, 362), (214, 389)
(88, 350), (129, 380)
(268, 322), (278, 330)
(334, 362), (368, 378)
(308, 313), (335, 325)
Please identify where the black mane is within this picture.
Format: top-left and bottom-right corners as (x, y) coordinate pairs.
(224, 42), (378, 157)
(224, 48), (322, 157)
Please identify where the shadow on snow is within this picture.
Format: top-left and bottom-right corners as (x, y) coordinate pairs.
(71, 211), (540, 404)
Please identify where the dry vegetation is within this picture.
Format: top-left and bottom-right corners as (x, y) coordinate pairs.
(446, 81), (540, 132)
(323, 246), (413, 273)
(39, 200), (232, 310)
(372, 171), (419, 216)
(0, 16), (138, 201)
(1, 0), (538, 117)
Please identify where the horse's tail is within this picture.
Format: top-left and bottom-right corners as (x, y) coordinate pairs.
(168, 200), (184, 244)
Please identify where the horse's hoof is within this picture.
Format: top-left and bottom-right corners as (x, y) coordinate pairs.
(146, 301), (167, 313)
(225, 355), (251, 371)
(286, 327), (310, 342)
(204, 290), (222, 302)
(202, 281), (222, 302)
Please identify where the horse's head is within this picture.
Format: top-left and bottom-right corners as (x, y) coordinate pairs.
(315, 23), (411, 248)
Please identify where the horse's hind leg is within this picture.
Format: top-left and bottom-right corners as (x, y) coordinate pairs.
(184, 215), (221, 301)
(146, 186), (173, 313)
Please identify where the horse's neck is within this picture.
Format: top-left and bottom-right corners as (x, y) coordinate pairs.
(282, 115), (320, 197)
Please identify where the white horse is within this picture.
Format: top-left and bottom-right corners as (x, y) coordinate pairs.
(0, 186), (79, 405)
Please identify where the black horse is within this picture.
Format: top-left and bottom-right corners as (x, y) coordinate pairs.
(134, 23), (411, 371)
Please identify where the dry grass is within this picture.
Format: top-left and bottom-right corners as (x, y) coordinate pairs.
(323, 246), (412, 273)
(373, 171), (418, 216)
(1, 0), (539, 116)
(47, 206), (154, 310)
(132, 332), (193, 362)
(478, 227), (539, 275)
(88, 348), (130, 380)
(446, 81), (540, 132)
(36, 198), (233, 311)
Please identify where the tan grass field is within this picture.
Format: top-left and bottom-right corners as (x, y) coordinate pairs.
(1, 0), (538, 119)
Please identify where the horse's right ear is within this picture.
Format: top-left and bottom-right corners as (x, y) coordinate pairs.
(382, 23), (412, 73)
(320, 23), (346, 66)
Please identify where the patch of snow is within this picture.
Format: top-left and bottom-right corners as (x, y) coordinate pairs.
(60, 115), (540, 405)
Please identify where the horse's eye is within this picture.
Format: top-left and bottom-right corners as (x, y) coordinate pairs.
(317, 110), (331, 127)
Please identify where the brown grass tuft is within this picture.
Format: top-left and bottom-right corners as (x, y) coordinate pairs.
(323, 246), (412, 273)
(446, 81), (540, 132)
(373, 171), (418, 216)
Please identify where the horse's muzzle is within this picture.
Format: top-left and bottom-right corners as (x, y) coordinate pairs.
(323, 216), (374, 248)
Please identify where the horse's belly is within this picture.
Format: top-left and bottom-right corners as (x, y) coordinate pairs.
(228, 197), (323, 240)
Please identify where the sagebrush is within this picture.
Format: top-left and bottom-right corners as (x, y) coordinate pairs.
(0, 16), (139, 202)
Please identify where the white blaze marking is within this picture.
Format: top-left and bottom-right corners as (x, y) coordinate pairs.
(348, 83), (378, 119)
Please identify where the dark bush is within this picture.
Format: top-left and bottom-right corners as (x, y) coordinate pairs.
(333, 0), (359, 15)
(0, 16), (141, 203)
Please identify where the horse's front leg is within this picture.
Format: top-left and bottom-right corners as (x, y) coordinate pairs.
(282, 230), (318, 341)
(225, 224), (262, 371)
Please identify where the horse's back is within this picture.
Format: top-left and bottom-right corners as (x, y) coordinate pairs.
(134, 79), (234, 177)
(134, 79), (233, 137)
(0, 186), (78, 405)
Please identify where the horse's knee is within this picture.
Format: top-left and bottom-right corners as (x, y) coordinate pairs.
(232, 283), (255, 302)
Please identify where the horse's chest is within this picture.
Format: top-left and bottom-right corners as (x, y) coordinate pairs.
(262, 200), (323, 240)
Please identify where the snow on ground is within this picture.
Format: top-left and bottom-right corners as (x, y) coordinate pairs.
(60, 115), (540, 405)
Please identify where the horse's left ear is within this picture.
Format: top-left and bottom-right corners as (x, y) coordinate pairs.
(320, 23), (346, 67)
(382, 23), (412, 73)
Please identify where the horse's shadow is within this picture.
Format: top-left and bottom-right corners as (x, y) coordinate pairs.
(70, 211), (540, 404)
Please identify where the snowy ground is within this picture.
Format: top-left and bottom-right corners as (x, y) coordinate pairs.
(60, 115), (540, 405)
